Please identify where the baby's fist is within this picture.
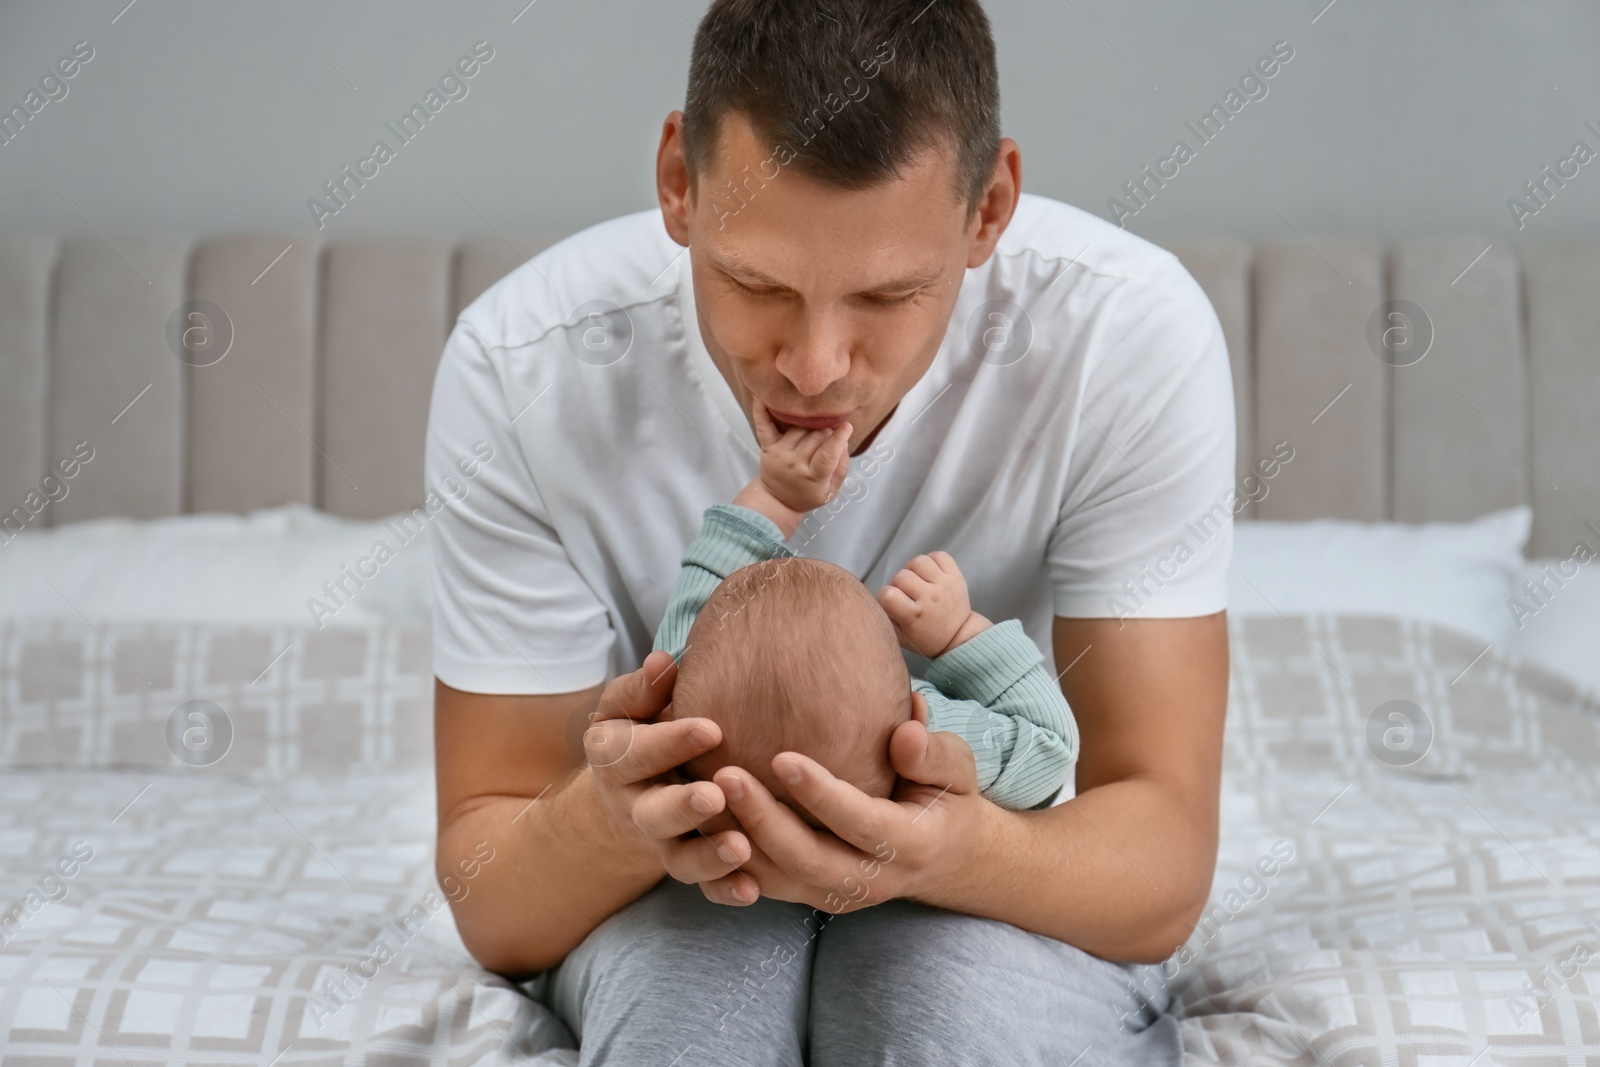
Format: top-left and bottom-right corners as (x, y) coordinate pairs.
(751, 398), (851, 513)
(877, 551), (971, 657)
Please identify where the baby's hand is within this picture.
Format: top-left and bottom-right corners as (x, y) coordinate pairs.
(749, 397), (851, 514)
(877, 551), (980, 657)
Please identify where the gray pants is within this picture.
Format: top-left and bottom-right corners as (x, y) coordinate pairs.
(531, 875), (1182, 1066)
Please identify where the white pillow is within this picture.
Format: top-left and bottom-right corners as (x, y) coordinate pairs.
(0, 504), (434, 630)
(1508, 555), (1600, 693)
(1228, 506), (1531, 646)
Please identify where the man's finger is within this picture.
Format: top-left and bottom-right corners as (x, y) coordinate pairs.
(661, 831), (752, 887)
(716, 766), (854, 885)
(697, 869), (763, 906)
(889, 714), (978, 795)
(632, 779), (727, 839)
(587, 715), (721, 784)
(593, 649), (678, 722)
(767, 751), (895, 857)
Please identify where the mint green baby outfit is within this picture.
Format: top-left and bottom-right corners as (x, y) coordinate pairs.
(652, 503), (1077, 810)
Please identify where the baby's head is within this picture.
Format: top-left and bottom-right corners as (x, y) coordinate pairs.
(665, 556), (913, 826)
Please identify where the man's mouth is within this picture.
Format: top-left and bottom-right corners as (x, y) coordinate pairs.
(768, 408), (850, 432)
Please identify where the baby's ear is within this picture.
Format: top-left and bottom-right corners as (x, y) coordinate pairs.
(909, 690), (929, 726)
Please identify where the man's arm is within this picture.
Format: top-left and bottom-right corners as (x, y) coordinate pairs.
(917, 613), (1227, 961)
(435, 649), (765, 978)
(433, 681), (663, 977)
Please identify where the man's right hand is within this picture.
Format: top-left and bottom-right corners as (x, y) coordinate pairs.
(586, 649), (760, 901)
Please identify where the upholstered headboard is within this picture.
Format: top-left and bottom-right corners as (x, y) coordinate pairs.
(0, 232), (1595, 555)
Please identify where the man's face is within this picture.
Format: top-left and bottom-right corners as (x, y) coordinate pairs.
(659, 109), (1016, 456)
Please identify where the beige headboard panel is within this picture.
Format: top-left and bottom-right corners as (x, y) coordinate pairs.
(1160, 234), (1597, 556)
(0, 231), (1595, 555)
(0, 233), (548, 526)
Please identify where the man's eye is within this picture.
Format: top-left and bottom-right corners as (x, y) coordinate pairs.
(867, 291), (918, 307)
(733, 279), (781, 298)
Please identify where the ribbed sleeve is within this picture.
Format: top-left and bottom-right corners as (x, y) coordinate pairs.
(913, 618), (1078, 810)
(652, 503), (795, 660)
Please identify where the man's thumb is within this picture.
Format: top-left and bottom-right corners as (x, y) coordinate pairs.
(889, 713), (976, 793)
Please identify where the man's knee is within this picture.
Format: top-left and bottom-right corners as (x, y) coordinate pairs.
(809, 899), (1163, 1065)
(544, 878), (820, 1064)
(813, 897), (1009, 979)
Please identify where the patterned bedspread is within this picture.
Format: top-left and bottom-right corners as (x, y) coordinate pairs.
(0, 615), (1595, 1065)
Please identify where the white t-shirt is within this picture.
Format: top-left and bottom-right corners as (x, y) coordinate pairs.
(425, 191), (1235, 696)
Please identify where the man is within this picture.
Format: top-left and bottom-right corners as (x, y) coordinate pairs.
(425, 0), (1233, 1062)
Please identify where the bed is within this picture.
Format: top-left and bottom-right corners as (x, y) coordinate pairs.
(1, 229), (1597, 1064)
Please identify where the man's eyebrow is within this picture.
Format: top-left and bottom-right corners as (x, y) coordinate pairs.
(710, 252), (943, 295)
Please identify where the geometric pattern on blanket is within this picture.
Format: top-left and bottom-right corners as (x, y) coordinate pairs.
(1178, 614), (1600, 1067)
(0, 615), (1597, 1065)
(0, 769), (578, 1066)
(0, 618), (433, 773)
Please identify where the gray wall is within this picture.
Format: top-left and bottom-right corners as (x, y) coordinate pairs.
(1, 0), (1598, 240)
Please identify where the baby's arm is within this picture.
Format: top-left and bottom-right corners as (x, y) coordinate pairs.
(880, 553), (1078, 810)
(730, 398), (852, 540)
(910, 625), (1078, 809)
(651, 505), (794, 660)
(652, 399), (853, 661)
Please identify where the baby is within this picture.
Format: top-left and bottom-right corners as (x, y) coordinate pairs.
(652, 399), (1078, 823)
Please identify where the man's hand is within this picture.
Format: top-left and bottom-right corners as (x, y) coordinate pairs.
(695, 692), (992, 914)
(733, 398), (852, 531)
(585, 650), (759, 893)
(877, 551), (988, 657)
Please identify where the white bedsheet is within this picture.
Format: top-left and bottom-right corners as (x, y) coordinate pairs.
(1, 614), (1596, 1064)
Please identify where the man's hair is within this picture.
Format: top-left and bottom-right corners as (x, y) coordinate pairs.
(682, 0), (1001, 215)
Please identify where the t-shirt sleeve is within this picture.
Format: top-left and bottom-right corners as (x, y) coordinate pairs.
(1047, 258), (1237, 620)
(425, 319), (616, 695)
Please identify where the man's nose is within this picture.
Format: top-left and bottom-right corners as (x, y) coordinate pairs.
(774, 312), (851, 398)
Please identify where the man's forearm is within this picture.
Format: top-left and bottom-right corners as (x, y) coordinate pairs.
(439, 766), (665, 976)
(912, 775), (1215, 963)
